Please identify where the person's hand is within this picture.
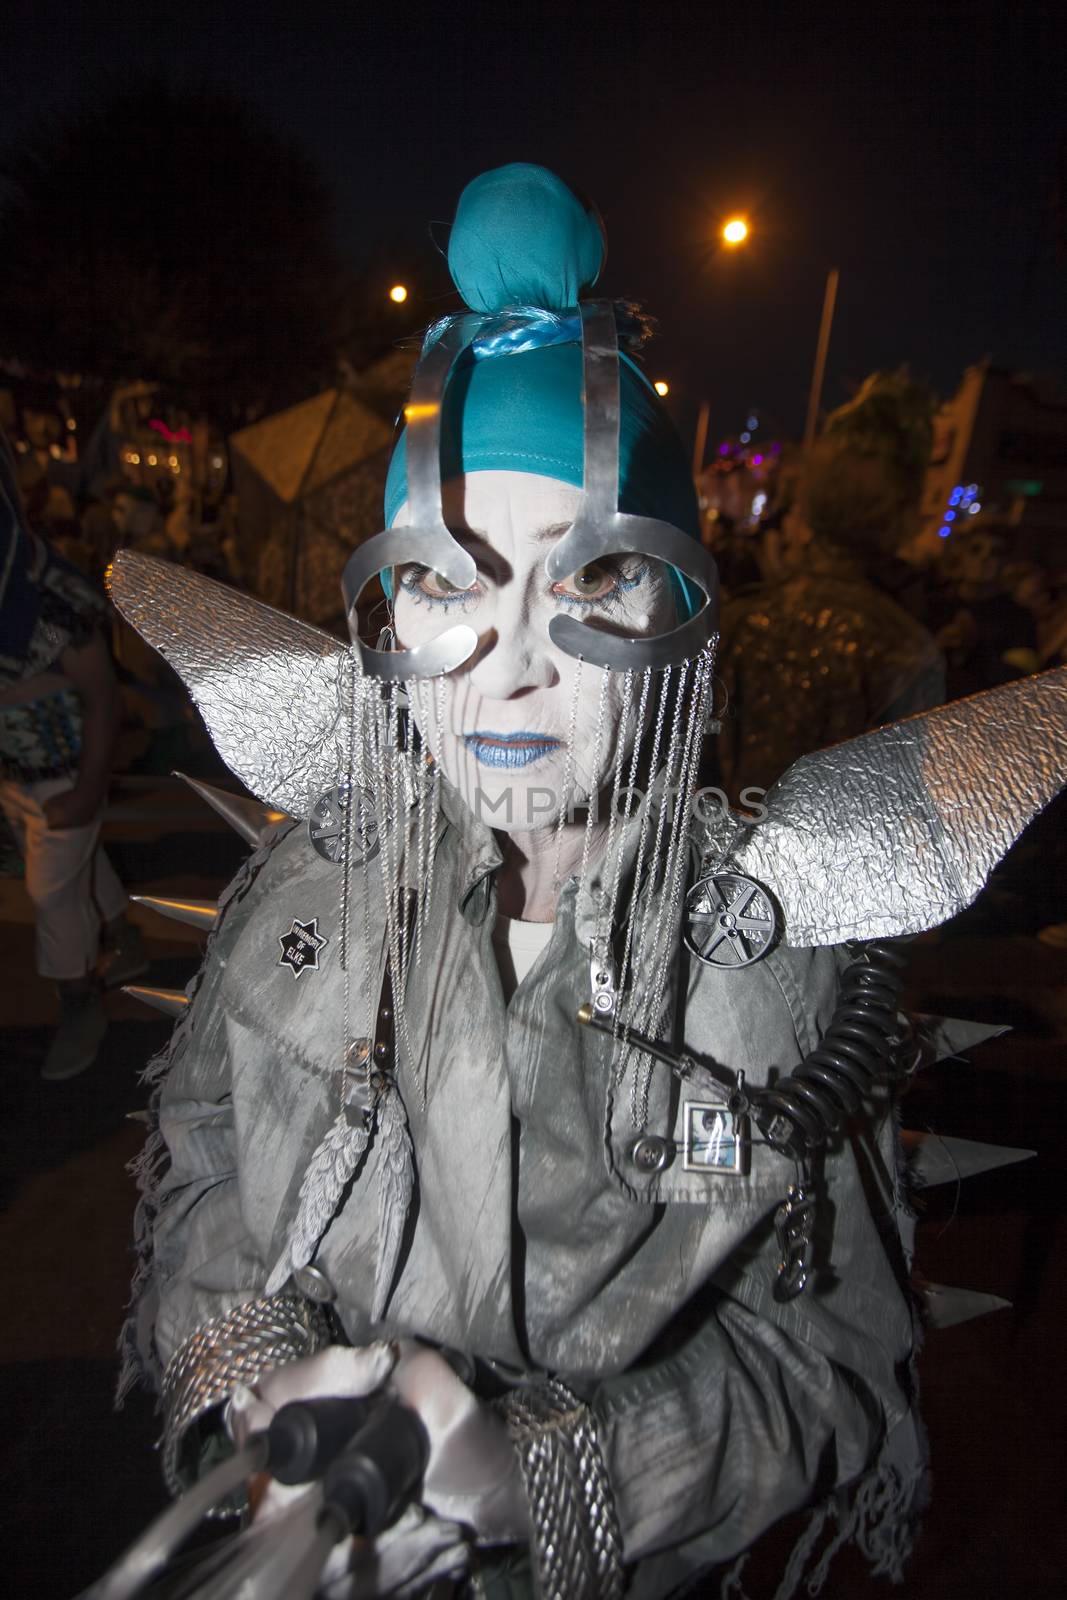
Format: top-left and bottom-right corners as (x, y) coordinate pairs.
(228, 1342), (398, 1522)
(390, 1342), (531, 1544)
(43, 786), (104, 830)
(227, 1343), (475, 1597)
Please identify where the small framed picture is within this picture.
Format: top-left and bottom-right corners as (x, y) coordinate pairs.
(682, 1101), (748, 1176)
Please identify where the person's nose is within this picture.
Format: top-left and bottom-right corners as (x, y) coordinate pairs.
(466, 589), (557, 699)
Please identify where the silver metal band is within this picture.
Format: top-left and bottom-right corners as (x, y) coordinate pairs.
(342, 314), (481, 681)
(160, 1292), (329, 1494)
(544, 300), (719, 672)
(500, 1380), (625, 1600)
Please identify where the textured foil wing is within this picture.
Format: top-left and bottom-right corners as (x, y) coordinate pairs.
(737, 667), (1067, 946)
(107, 550), (352, 817)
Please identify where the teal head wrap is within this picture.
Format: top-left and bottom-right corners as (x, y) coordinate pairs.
(383, 164), (701, 610)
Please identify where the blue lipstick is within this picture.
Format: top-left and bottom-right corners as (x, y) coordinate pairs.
(463, 732), (564, 770)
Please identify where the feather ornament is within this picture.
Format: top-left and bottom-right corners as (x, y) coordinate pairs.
(265, 1111), (372, 1295)
(371, 1085), (414, 1321)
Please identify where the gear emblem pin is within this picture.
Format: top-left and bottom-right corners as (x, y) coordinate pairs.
(683, 871), (779, 969)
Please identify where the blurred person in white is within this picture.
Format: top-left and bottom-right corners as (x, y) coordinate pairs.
(0, 426), (145, 1078)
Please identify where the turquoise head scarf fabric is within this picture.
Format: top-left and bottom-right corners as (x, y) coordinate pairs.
(383, 342), (700, 541)
(383, 164), (702, 609)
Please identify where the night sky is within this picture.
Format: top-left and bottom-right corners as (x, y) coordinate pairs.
(4, 0), (1065, 441)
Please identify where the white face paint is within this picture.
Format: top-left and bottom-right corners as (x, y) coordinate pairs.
(391, 471), (677, 834)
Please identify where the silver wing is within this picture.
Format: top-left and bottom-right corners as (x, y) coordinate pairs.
(107, 550), (354, 817)
(737, 667), (1067, 946)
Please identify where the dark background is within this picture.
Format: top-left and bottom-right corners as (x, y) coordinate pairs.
(3, 0), (1066, 438)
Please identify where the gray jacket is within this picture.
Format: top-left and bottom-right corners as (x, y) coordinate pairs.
(143, 780), (917, 1595)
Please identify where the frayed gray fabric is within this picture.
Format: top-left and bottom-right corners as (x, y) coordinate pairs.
(115, 825), (297, 1406)
(714, 1447), (925, 1600)
(772, 1501), (829, 1600)
(719, 1551), (751, 1598)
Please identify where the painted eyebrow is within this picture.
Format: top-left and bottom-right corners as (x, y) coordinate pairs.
(455, 521), (571, 546)
(440, 521), (571, 561)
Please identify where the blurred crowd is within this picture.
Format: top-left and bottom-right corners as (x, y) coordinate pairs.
(701, 441), (1067, 800)
(2, 391), (243, 778)
(11, 400), (242, 589)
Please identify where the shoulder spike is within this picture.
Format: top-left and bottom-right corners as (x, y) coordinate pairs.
(913, 1013), (1010, 1066)
(919, 1281), (1011, 1329)
(130, 894), (219, 932)
(174, 773), (291, 847)
(122, 984), (190, 1017)
(902, 1130), (1035, 1187)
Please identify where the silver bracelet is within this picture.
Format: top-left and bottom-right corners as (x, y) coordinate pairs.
(160, 1291), (329, 1494)
(500, 1380), (625, 1600)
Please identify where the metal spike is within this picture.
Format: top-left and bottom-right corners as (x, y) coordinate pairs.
(174, 772), (291, 846)
(912, 1013), (1010, 1066)
(919, 1281), (1011, 1329)
(902, 1131), (1035, 1188)
(130, 893), (219, 932)
(122, 984), (190, 1017)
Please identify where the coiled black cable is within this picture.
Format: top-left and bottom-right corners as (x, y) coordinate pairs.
(752, 940), (908, 1162)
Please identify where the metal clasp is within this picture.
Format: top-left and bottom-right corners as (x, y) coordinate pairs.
(589, 943), (618, 1021)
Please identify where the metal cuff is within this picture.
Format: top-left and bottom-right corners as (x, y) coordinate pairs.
(160, 1292), (329, 1494)
(499, 1380), (625, 1600)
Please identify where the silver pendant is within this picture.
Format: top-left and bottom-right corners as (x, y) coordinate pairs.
(308, 785), (380, 866)
(684, 871), (778, 968)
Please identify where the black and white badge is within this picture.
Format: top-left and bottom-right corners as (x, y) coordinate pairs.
(682, 1101), (749, 1175)
(277, 917), (329, 979)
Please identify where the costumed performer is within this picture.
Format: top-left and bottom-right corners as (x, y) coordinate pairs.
(99, 165), (1067, 1600)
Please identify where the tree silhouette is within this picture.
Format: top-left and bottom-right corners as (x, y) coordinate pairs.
(800, 368), (937, 553)
(821, 368), (936, 506)
(0, 77), (346, 421)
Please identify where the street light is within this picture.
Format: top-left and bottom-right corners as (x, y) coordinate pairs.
(389, 284), (409, 304)
(653, 380), (670, 397)
(722, 218), (749, 246)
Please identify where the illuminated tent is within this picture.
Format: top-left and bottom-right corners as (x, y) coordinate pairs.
(230, 355), (411, 627)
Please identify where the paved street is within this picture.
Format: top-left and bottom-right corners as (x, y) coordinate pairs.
(1, 778), (1065, 1596)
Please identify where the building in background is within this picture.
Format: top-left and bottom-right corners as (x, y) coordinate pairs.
(229, 348), (414, 629)
(923, 361), (1067, 569)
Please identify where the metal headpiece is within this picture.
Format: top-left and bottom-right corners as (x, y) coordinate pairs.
(341, 300), (719, 680)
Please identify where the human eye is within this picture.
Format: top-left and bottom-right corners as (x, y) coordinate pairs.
(396, 563), (482, 608)
(551, 556), (650, 610)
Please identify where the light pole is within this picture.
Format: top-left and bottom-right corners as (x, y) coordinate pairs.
(803, 268), (839, 454)
(692, 400), (710, 478)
